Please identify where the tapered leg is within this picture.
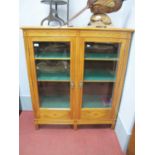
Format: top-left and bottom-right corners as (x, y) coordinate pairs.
(35, 124), (39, 129)
(73, 123), (78, 130)
(111, 122), (115, 129)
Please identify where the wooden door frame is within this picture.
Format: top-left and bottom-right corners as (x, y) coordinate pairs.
(76, 36), (131, 127)
(26, 36), (76, 122)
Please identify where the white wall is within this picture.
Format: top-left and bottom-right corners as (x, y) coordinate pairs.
(19, 0), (135, 152)
(115, 35), (135, 152)
(115, 0), (135, 152)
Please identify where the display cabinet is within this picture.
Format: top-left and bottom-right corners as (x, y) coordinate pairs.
(22, 27), (133, 129)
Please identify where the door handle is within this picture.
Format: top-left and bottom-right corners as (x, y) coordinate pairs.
(70, 81), (74, 89)
(79, 81), (83, 88)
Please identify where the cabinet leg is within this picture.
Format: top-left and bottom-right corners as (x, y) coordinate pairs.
(111, 122), (115, 129)
(73, 123), (78, 130)
(35, 124), (39, 129)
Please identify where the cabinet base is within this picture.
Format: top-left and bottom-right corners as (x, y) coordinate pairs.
(34, 123), (114, 130)
(34, 118), (115, 129)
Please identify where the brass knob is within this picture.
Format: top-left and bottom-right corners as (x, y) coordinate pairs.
(70, 81), (74, 88)
(79, 81), (83, 88)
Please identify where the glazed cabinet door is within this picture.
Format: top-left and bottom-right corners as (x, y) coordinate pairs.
(26, 37), (76, 125)
(77, 37), (129, 126)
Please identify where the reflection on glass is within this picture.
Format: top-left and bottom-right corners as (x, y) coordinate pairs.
(83, 42), (119, 108)
(84, 61), (117, 81)
(34, 42), (70, 59)
(38, 82), (70, 108)
(36, 60), (70, 81)
(85, 42), (120, 60)
(82, 83), (114, 108)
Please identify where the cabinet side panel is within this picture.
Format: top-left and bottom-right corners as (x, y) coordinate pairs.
(28, 37), (48, 118)
(23, 35), (40, 117)
(111, 35), (132, 127)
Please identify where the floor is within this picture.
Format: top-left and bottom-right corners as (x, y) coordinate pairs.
(20, 111), (124, 155)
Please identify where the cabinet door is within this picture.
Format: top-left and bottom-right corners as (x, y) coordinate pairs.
(77, 37), (128, 125)
(27, 37), (76, 123)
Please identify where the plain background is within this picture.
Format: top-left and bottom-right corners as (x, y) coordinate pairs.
(0, 0), (155, 155)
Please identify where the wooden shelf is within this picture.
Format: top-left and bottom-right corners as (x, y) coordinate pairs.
(40, 95), (70, 108)
(35, 52), (70, 60)
(85, 53), (118, 61)
(37, 71), (70, 82)
(84, 70), (116, 82)
(82, 95), (111, 108)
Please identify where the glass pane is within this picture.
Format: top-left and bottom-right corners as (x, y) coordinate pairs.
(34, 42), (70, 59)
(33, 41), (71, 109)
(85, 42), (120, 60)
(82, 83), (114, 108)
(36, 60), (70, 81)
(38, 82), (70, 108)
(82, 42), (120, 108)
(84, 61), (117, 81)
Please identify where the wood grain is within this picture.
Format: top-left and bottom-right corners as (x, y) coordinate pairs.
(23, 36), (40, 118)
(21, 26), (134, 32)
(80, 108), (112, 120)
(39, 109), (71, 120)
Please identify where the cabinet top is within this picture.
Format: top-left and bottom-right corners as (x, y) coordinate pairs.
(21, 26), (134, 32)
